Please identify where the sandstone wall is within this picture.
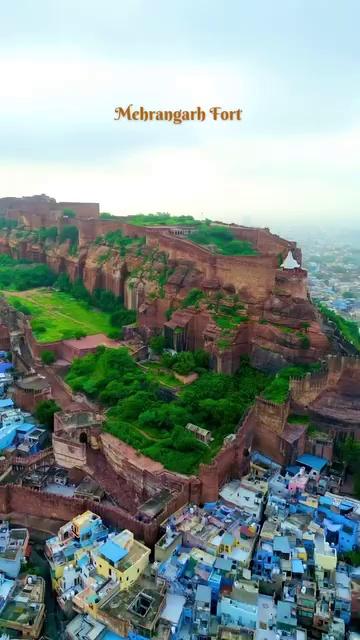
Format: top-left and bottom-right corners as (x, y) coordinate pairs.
(59, 202), (99, 219)
(0, 484), (160, 546)
(52, 436), (87, 468)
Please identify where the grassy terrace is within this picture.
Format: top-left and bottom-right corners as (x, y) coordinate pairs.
(189, 224), (258, 256)
(3, 289), (113, 343)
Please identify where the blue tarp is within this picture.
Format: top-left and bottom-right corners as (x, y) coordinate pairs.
(16, 423), (35, 434)
(291, 559), (304, 574)
(100, 540), (128, 564)
(0, 363), (12, 373)
(0, 398), (14, 409)
(273, 536), (291, 554)
(296, 453), (328, 472)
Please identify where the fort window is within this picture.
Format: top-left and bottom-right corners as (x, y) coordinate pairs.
(79, 432), (88, 444)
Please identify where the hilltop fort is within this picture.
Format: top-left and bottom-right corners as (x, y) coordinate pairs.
(0, 194), (330, 374)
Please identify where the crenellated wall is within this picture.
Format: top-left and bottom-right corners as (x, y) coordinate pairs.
(290, 355), (360, 408)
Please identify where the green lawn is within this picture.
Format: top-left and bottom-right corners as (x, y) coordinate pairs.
(4, 289), (112, 343)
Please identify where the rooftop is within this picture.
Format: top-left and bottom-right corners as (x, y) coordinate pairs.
(99, 573), (166, 631)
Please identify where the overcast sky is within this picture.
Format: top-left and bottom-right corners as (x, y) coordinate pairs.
(0, 0), (359, 227)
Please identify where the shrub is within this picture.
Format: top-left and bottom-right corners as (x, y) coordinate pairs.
(99, 212), (115, 219)
(149, 335), (165, 355)
(59, 225), (79, 247)
(63, 208), (76, 218)
(299, 335), (311, 349)
(181, 288), (205, 308)
(41, 350), (56, 365)
(107, 328), (123, 340)
(74, 329), (86, 339)
(110, 308), (136, 328)
(173, 352), (196, 376)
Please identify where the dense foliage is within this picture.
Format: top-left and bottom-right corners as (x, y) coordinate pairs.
(66, 348), (271, 474)
(160, 349), (210, 375)
(189, 224), (257, 256)
(0, 255), (56, 290)
(149, 335), (165, 354)
(317, 302), (360, 352)
(0, 216), (18, 229)
(59, 225), (79, 248)
(35, 399), (60, 429)
(41, 350), (56, 365)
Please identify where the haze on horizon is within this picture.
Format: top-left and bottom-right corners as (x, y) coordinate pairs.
(0, 0), (359, 227)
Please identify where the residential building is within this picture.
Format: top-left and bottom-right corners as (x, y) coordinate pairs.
(0, 522), (29, 579)
(93, 530), (150, 589)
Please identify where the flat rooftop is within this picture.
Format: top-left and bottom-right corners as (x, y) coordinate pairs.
(100, 573), (165, 631)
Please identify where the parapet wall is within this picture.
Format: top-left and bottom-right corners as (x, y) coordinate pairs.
(254, 396), (290, 434)
(290, 355), (360, 407)
(151, 233), (278, 301)
(0, 483), (160, 546)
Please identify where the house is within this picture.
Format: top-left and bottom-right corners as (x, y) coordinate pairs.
(193, 585), (212, 637)
(334, 569), (352, 624)
(93, 530), (150, 590)
(185, 423), (212, 444)
(0, 522), (29, 579)
(45, 511), (109, 585)
(160, 593), (186, 639)
(316, 494), (359, 553)
(0, 574), (45, 639)
(217, 580), (259, 630)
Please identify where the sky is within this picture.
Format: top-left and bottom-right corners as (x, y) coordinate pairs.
(0, 0), (359, 227)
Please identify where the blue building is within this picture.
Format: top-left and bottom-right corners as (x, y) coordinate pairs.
(317, 496), (359, 552)
(252, 542), (280, 581)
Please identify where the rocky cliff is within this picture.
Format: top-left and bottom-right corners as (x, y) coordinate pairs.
(0, 212), (331, 373)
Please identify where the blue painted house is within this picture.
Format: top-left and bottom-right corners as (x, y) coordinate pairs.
(317, 496), (359, 552)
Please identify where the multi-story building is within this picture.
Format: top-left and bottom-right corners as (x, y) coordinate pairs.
(92, 530), (150, 590)
(45, 511), (109, 586)
(0, 521), (29, 578)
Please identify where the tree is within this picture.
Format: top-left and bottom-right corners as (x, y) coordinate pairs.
(59, 225), (79, 246)
(34, 399), (60, 429)
(41, 350), (55, 365)
(194, 349), (210, 370)
(110, 308), (136, 327)
(99, 212), (115, 219)
(149, 335), (165, 355)
(55, 273), (72, 292)
(63, 208), (76, 218)
(72, 278), (91, 304)
(173, 351), (196, 375)
(74, 329), (86, 339)
(107, 328), (123, 340)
